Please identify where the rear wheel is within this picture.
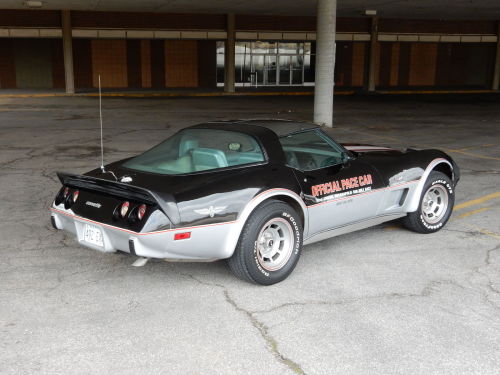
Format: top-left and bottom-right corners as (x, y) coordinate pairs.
(403, 171), (454, 233)
(227, 200), (303, 285)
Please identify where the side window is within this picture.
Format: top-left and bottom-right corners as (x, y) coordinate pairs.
(279, 130), (346, 171)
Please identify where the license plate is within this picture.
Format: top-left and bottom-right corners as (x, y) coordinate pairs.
(83, 223), (104, 247)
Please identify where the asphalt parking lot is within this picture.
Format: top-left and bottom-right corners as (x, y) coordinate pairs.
(1, 94), (499, 374)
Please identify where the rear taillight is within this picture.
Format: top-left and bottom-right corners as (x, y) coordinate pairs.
(63, 187), (69, 198)
(72, 190), (79, 203)
(120, 201), (129, 218)
(137, 204), (147, 220)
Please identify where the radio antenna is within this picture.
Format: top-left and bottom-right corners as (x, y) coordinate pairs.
(98, 74), (105, 173)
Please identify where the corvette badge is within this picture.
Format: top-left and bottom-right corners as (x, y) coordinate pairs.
(194, 205), (227, 218)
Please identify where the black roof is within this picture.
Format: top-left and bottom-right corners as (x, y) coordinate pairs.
(193, 119), (319, 137)
(236, 119), (319, 137)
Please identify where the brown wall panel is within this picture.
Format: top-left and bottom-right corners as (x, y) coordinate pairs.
(197, 40), (216, 88)
(436, 43), (495, 87)
(51, 39), (65, 89)
(91, 39), (128, 88)
(409, 43), (437, 86)
(141, 40), (152, 88)
(398, 43), (412, 86)
(389, 43), (400, 86)
(150, 40), (165, 88)
(351, 42), (366, 87)
(0, 39), (16, 88)
(14, 39), (53, 88)
(378, 43), (393, 87)
(127, 40), (141, 88)
(335, 42), (352, 87)
(435, 43), (453, 86)
(165, 40), (198, 88)
(0, 10), (60, 27)
(378, 42), (401, 88)
(73, 39), (92, 88)
(72, 11), (225, 30)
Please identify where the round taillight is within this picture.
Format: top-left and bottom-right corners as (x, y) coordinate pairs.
(72, 190), (79, 203)
(120, 201), (130, 218)
(137, 204), (147, 220)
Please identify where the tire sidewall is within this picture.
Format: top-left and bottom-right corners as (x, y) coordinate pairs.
(244, 203), (303, 285)
(417, 172), (454, 232)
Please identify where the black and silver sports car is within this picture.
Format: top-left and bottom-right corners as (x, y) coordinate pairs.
(51, 119), (459, 285)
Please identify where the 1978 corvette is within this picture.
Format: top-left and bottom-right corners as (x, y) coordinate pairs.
(50, 119), (459, 285)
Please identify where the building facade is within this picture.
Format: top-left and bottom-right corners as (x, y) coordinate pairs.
(0, 10), (498, 90)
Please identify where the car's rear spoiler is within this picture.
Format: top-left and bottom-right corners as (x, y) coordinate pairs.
(56, 172), (180, 225)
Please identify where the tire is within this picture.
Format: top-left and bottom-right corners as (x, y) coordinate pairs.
(227, 200), (303, 285)
(403, 171), (454, 234)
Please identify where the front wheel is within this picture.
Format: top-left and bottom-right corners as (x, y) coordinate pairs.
(403, 171), (455, 233)
(227, 200), (303, 285)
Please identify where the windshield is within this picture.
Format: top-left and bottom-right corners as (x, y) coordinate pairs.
(123, 129), (266, 175)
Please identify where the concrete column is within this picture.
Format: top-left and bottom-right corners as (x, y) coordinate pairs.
(492, 22), (500, 90)
(224, 13), (236, 93)
(61, 10), (75, 94)
(313, 0), (337, 127)
(367, 16), (379, 92)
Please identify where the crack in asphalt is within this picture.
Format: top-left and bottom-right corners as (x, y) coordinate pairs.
(222, 289), (306, 375)
(183, 274), (306, 375)
(181, 275), (485, 375)
(251, 279), (466, 315)
(466, 244), (500, 310)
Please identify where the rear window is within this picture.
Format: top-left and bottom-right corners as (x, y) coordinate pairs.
(123, 129), (265, 175)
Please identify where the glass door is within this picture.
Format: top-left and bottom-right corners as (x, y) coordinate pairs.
(278, 55), (291, 85)
(278, 54), (304, 85)
(251, 54), (277, 86)
(266, 55), (277, 85)
(252, 54), (264, 86)
(291, 55), (304, 84)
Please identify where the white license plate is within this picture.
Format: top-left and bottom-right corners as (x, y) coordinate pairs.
(83, 223), (104, 247)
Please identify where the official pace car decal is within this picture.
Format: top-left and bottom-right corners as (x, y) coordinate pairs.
(311, 174), (373, 200)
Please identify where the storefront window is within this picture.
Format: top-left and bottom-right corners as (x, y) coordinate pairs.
(216, 41), (315, 87)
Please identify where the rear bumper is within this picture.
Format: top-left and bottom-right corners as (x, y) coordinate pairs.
(50, 207), (237, 261)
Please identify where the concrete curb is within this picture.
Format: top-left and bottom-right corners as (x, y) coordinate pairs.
(0, 89), (497, 99)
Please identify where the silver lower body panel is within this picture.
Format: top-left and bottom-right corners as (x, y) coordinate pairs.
(303, 213), (406, 245)
(51, 208), (236, 261)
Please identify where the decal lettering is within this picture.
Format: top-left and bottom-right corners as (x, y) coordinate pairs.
(311, 174), (373, 198)
(85, 201), (102, 209)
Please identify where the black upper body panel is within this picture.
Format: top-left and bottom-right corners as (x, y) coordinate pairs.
(56, 119), (458, 232)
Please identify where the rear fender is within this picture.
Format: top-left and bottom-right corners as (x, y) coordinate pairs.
(222, 189), (308, 259)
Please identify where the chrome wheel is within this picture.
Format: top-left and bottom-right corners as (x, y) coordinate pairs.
(421, 184), (449, 224)
(257, 218), (294, 271)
